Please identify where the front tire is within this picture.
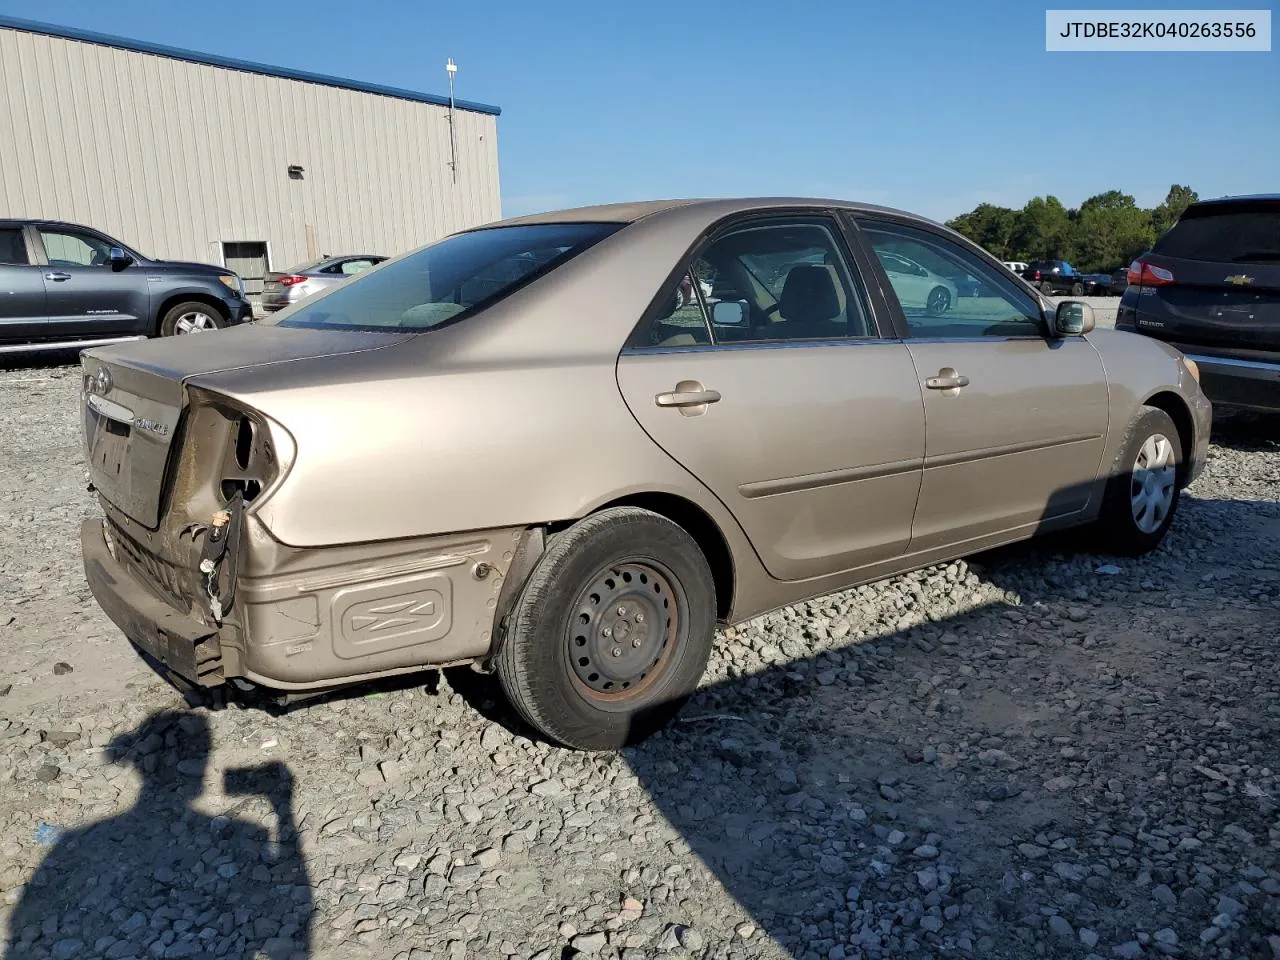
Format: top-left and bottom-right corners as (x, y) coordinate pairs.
(1089, 406), (1183, 556)
(496, 507), (716, 751)
(159, 301), (226, 337)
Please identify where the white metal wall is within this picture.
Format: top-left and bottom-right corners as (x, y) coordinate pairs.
(0, 27), (502, 272)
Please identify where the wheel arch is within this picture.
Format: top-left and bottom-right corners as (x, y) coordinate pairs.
(1140, 389), (1195, 487)
(556, 492), (737, 622)
(154, 292), (230, 334)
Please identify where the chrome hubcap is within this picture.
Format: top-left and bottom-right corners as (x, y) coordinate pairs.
(1130, 433), (1176, 534)
(174, 311), (216, 334)
(927, 289), (948, 313)
(565, 561), (681, 706)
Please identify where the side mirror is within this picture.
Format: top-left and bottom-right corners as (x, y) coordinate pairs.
(1053, 300), (1095, 336)
(108, 247), (130, 270)
(711, 300), (747, 326)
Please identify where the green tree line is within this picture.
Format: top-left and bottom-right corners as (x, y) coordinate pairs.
(945, 185), (1198, 273)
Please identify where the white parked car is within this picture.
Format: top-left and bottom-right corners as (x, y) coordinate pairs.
(1003, 260), (1029, 274)
(874, 250), (958, 314)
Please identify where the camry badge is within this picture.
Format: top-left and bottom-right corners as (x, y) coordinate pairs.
(1225, 274), (1254, 286)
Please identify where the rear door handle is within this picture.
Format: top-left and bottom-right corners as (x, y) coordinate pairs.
(45, 272), (71, 282)
(656, 388), (721, 407)
(925, 371), (970, 390)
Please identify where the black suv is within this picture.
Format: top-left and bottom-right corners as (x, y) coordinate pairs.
(1021, 260), (1087, 296)
(1116, 195), (1279, 413)
(0, 219), (252, 355)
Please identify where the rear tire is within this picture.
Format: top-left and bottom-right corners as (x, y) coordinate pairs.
(159, 301), (226, 337)
(1040, 280), (1054, 294)
(1088, 405), (1183, 556)
(1070, 282), (1085, 296)
(496, 507), (716, 751)
(926, 286), (951, 315)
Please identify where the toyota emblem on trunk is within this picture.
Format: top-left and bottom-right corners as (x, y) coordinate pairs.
(87, 367), (113, 396)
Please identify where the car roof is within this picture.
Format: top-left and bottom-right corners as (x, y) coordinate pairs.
(486, 197), (945, 230)
(1193, 193), (1280, 204)
(0, 218), (102, 230)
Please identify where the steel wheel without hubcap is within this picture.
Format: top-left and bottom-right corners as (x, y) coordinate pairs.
(565, 560), (685, 709)
(174, 311), (217, 333)
(1130, 433), (1176, 534)
(495, 507), (716, 751)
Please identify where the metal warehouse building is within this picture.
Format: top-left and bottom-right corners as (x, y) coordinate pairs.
(0, 14), (502, 305)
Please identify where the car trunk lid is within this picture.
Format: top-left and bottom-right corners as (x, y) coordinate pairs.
(81, 325), (411, 529)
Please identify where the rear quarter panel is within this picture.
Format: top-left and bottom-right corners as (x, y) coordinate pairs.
(192, 343), (759, 564)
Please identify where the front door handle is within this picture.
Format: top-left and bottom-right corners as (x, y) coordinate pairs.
(656, 389), (721, 407)
(925, 368), (970, 390)
(45, 272), (71, 282)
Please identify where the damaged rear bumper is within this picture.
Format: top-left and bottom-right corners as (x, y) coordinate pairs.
(82, 518), (225, 687)
(82, 513), (528, 693)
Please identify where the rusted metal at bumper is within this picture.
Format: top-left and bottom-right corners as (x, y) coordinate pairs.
(82, 515), (527, 692)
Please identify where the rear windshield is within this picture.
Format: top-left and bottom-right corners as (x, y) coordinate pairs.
(281, 259), (323, 275)
(263, 222), (623, 332)
(1154, 203), (1280, 263)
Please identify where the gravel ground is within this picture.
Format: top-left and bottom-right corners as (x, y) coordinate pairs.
(2, 355), (1279, 960)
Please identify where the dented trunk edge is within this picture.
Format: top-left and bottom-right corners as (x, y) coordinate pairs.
(84, 497), (530, 692)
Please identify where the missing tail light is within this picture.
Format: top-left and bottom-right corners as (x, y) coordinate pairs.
(234, 416), (254, 471)
(223, 417), (266, 503)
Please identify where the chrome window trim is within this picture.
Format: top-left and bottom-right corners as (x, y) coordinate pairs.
(622, 337), (906, 356)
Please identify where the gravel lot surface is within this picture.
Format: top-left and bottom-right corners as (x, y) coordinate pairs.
(2, 352), (1279, 960)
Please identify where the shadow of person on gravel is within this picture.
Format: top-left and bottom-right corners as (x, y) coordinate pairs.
(4, 710), (313, 960)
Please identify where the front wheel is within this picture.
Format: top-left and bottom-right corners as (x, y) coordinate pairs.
(1089, 406), (1183, 556)
(496, 507), (716, 751)
(159, 301), (226, 337)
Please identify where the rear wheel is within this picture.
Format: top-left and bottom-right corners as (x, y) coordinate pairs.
(1040, 280), (1054, 294)
(1089, 405), (1183, 556)
(1070, 281), (1085, 296)
(926, 286), (951, 315)
(159, 301), (225, 337)
(496, 507), (716, 751)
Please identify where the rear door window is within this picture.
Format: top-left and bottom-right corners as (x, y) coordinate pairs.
(1154, 203), (1280, 263)
(0, 227), (28, 265)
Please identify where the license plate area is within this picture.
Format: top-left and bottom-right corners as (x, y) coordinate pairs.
(83, 385), (181, 528)
(88, 405), (132, 478)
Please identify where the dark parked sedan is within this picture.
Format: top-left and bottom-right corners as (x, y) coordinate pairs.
(1116, 195), (1280, 412)
(0, 219), (252, 354)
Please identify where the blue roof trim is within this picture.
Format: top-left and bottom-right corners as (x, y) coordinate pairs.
(0, 14), (502, 116)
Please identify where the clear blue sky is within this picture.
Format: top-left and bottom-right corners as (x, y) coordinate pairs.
(7, 0), (1276, 222)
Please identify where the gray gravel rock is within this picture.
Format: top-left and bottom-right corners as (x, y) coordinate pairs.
(2, 365), (1279, 959)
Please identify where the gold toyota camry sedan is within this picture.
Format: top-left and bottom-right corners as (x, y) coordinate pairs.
(79, 198), (1211, 750)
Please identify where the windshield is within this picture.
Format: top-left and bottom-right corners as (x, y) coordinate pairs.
(1154, 203), (1280, 263)
(263, 222), (624, 332)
